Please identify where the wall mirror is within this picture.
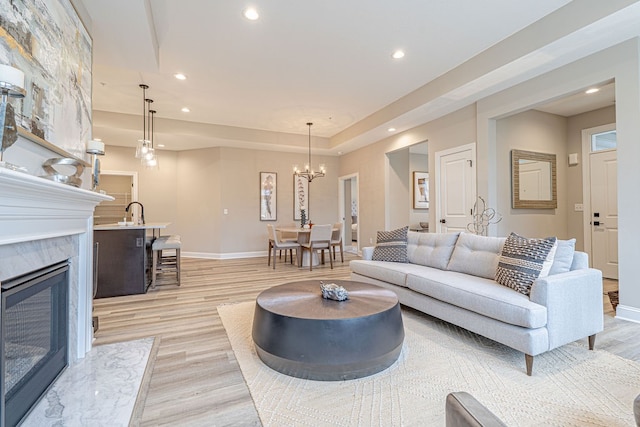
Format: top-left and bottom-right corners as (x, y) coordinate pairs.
(511, 149), (557, 209)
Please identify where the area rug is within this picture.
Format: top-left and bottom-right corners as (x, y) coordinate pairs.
(218, 301), (640, 426)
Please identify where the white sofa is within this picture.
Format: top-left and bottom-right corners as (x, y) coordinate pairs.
(350, 231), (604, 375)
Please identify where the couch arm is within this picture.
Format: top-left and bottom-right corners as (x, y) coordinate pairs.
(361, 246), (375, 260)
(529, 268), (603, 351)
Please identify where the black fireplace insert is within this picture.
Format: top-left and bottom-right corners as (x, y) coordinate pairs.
(1, 262), (69, 427)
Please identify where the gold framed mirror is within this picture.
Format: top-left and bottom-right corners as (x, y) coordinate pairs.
(511, 149), (557, 209)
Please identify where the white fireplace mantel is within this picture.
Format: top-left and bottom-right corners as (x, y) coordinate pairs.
(0, 167), (112, 361)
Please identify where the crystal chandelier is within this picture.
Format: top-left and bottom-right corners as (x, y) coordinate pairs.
(293, 122), (325, 182)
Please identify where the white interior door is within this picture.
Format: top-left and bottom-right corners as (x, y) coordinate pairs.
(590, 149), (618, 279)
(435, 143), (476, 233)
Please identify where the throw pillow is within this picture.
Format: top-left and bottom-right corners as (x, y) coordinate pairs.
(549, 238), (576, 275)
(496, 232), (557, 296)
(539, 240), (558, 278)
(372, 226), (409, 263)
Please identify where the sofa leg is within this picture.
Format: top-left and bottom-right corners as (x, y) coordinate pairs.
(525, 354), (533, 376)
(588, 334), (596, 350)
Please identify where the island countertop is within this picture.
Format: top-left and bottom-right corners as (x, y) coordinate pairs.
(94, 222), (170, 230)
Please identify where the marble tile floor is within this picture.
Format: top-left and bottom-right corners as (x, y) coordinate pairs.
(21, 337), (157, 427)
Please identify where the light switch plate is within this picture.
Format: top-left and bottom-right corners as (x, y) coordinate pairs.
(574, 203), (584, 212)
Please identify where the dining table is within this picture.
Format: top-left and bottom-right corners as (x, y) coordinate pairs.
(276, 226), (337, 267)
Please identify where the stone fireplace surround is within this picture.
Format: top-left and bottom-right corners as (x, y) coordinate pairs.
(0, 167), (111, 364)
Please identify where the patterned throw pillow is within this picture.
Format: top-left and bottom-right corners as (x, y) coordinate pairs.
(496, 232), (557, 296)
(372, 226), (409, 263)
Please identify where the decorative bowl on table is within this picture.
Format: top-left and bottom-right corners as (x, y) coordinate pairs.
(419, 222), (429, 229)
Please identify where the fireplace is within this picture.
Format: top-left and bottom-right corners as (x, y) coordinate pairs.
(1, 262), (69, 427)
(0, 167), (111, 426)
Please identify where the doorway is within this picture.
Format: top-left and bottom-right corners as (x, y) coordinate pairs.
(582, 124), (618, 279)
(338, 173), (359, 254)
(93, 170), (139, 225)
(434, 143), (476, 233)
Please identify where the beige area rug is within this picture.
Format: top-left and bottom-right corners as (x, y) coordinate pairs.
(218, 302), (639, 426)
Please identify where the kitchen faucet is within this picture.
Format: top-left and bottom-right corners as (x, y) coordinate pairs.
(125, 201), (145, 225)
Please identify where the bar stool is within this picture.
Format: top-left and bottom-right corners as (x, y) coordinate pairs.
(151, 235), (181, 288)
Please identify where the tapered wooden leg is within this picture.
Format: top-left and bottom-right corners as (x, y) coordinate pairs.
(152, 249), (158, 288)
(267, 242), (272, 266)
(176, 248), (181, 286)
(329, 248), (333, 269)
(588, 334), (596, 350)
(339, 242), (344, 262)
(525, 354), (533, 376)
(272, 247), (277, 269)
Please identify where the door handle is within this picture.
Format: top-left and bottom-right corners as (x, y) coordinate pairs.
(439, 219), (446, 224)
(593, 221), (604, 226)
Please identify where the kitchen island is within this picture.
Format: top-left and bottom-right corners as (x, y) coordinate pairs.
(93, 223), (170, 298)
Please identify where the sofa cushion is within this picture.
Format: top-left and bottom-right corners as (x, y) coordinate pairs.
(549, 238), (576, 275)
(406, 269), (547, 328)
(447, 232), (506, 279)
(372, 226), (408, 263)
(407, 231), (460, 270)
(496, 233), (557, 296)
(349, 259), (431, 288)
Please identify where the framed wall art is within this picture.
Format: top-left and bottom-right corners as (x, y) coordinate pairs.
(413, 171), (429, 209)
(0, 0), (92, 162)
(260, 172), (277, 221)
(293, 174), (309, 220)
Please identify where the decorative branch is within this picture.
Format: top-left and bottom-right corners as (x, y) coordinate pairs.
(466, 196), (502, 236)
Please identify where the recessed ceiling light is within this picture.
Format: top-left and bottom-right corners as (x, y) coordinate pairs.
(391, 50), (405, 59)
(181, 107), (190, 113)
(585, 88), (599, 94)
(174, 73), (187, 80)
(243, 7), (259, 20)
(388, 127), (396, 132)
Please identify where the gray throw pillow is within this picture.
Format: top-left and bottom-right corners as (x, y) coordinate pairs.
(549, 238), (576, 275)
(372, 226), (409, 263)
(496, 232), (557, 296)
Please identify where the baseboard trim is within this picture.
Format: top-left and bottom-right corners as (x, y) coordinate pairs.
(615, 304), (640, 324)
(182, 251), (267, 260)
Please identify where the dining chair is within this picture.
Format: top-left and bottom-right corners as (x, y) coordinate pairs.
(277, 224), (298, 262)
(299, 224), (333, 271)
(267, 224), (300, 269)
(330, 222), (344, 262)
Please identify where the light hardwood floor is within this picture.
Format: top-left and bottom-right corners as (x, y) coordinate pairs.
(93, 255), (640, 426)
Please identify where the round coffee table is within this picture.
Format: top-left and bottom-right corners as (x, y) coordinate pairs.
(252, 280), (404, 381)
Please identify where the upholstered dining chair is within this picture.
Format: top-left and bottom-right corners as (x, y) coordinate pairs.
(267, 224), (300, 269)
(330, 222), (344, 262)
(277, 224), (298, 262)
(299, 224), (333, 271)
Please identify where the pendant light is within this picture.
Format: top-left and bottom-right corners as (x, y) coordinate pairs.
(293, 122), (325, 182)
(135, 84), (151, 159)
(144, 108), (159, 169)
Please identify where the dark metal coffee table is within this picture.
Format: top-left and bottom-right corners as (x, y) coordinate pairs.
(252, 280), (404, 381)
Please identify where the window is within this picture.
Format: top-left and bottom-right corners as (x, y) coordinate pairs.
(591, 130), (617, 152)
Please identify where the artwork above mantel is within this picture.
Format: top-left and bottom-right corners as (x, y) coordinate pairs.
(0, 0), (92, 163)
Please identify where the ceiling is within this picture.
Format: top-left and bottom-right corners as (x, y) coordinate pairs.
(80, 1), (632, 153)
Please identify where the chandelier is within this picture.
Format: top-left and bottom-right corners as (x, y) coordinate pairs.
(293, 122), (325, 182)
